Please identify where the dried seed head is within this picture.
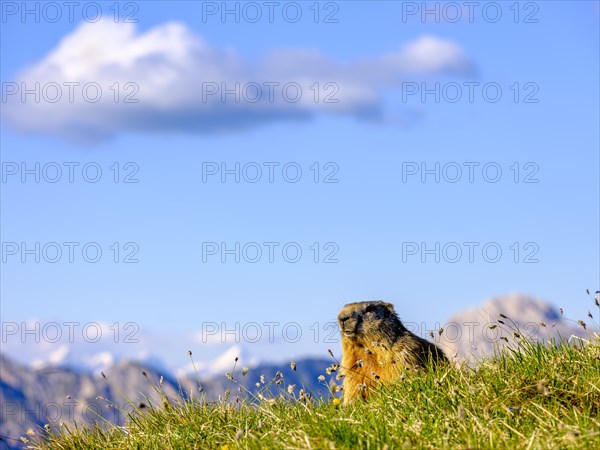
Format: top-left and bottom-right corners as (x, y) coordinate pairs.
(100, 371), (106, 379)
(260, 375), (265, 384)
(142, 371), (147, 378)
(290, 361), (296, 371)
(578, 320), (587, 330)
(457, 405), (465, 421)
(566, 430), (580, 440)
(188, 350), (192, 357)
(287, 384), (296, 394)
(489, 325), (497, 330)
(356, 359), (364, 368)
(499, 313), (507, 319)
(159, 376), (164, 386)
(275, 379), (283, 386)
(65, 395), (72, 399)
(427, 331), (434, 339)
(318, 375), (326, 382)
(235, 356), (239, 362)
(328, 349), (334, 358)
(226, 373), (234, 381)
(438, 328), (444, 336)
(587, 311), (593, 319)
(336, 372), (344, 380)
(536, 380), (551, 396)
(255, 382), (260, 388)
(560, 308), (564, 316)
(540, 322), (546, 327)
(372, 372), (380, 380)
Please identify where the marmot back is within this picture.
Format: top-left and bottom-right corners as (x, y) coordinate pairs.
(338, 301), (447, 404)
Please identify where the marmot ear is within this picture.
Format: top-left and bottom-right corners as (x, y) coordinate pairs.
(383, 302), (395, 313)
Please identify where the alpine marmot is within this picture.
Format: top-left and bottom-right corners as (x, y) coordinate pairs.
(338, 300), (447, 404)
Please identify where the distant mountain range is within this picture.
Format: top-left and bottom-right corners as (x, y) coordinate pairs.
(1, 294), (596, 449)
(0, 352), (332, 450)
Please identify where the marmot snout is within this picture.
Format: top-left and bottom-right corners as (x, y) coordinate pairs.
(338, 301), (447, 404)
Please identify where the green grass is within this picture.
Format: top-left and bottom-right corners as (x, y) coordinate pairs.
(30, 332), (600, 450)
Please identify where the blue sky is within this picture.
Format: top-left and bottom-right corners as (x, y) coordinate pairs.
(1, 1), (598, 370)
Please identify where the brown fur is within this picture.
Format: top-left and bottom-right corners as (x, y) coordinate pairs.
(338, 301), (447, 404)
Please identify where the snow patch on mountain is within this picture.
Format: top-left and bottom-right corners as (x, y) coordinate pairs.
(175, 345), (260, 378)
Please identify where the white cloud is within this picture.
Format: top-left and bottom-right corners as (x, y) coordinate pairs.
(3, 20), (474, 141)
(386, 35), (473, 74)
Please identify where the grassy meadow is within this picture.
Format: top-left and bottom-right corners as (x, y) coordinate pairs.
(26, 297), (600, 450)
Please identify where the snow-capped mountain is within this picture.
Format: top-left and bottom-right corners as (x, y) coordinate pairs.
(442, 294), (594, 361)
(30, 345), (115, 372)
(1, 320), (209, 375)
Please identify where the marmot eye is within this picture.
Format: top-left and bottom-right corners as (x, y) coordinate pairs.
(364, 304), (378, 314)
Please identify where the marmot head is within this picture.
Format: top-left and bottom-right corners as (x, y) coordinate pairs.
(338, 301), (405, 345)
